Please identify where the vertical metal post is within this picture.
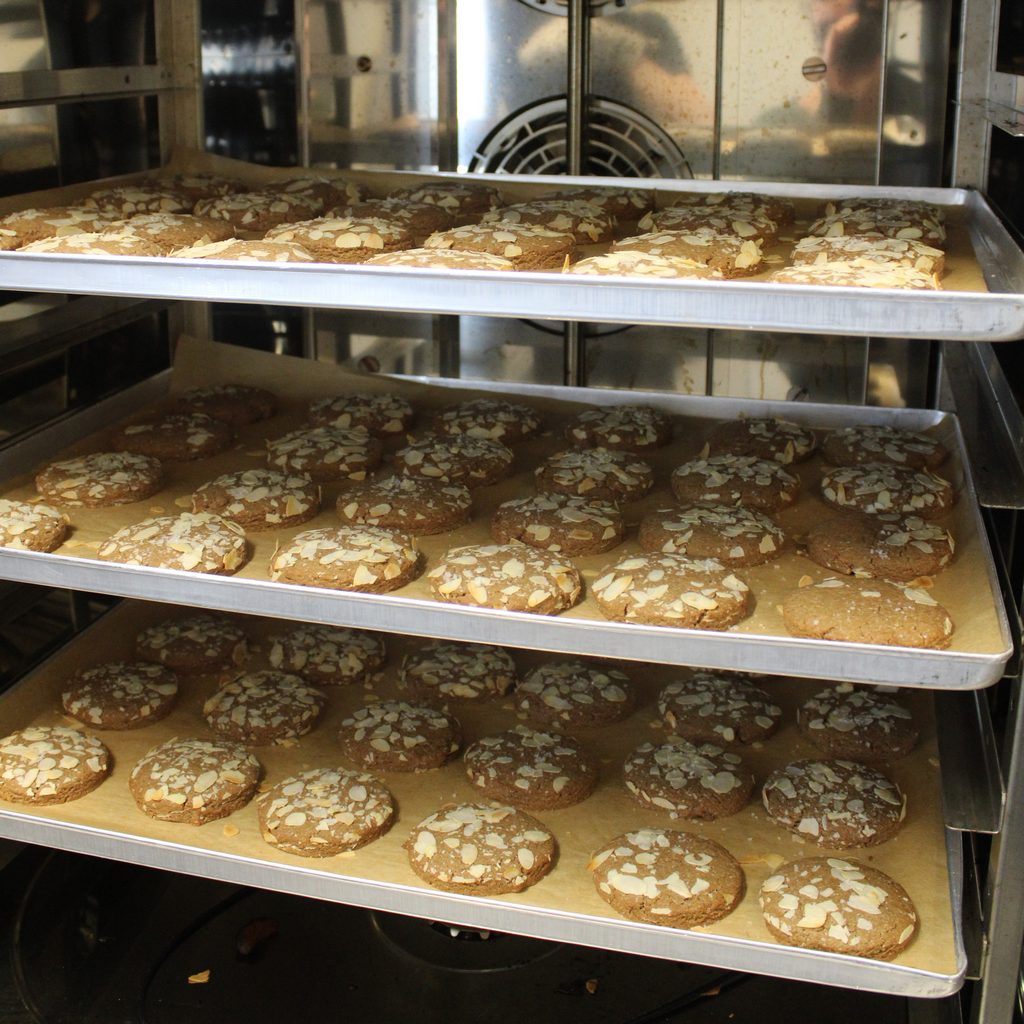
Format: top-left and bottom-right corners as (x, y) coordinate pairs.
(295, 0), (310, 169)
(437, 0), (459, 172)
(711, 0), (725, 181)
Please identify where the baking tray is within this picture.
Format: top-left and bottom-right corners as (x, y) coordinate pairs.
(0, 151), (1020, 341)
(0, 337), (1011, 690)
(0, 600), (966, 998)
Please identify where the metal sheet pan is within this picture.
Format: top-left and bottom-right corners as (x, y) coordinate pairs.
(0, 170), (1021, 341)
(0, 603), (967, 999)
(0, 354), (1011, 690)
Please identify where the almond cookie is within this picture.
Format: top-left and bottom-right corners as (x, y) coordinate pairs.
(623, 739), (754, 820)
(269, 526), (420, 593)
(267, 624), (386, 686)
(172, 383), (277, 426)
(567, 404), (673, 452)
(549, 185), (654, 231)
(427, 542), (581, 614)
(20, 233), (164, 257)
(820, 463), (953, 519)
(806, 513), (954, 581)
(266, 216), (415, 263)
(148, 171), (244, 203)
(336, 475), (472, 536)
(193, 189), (320, 234)
(464, 726), (598, 810)
(266, 425), (383, 483)
(191, 469), (320, 532)
(175, 238), (316, 262)
(398, 642), (517, 702)
(491, 493), (624, 556)
(86, 185), (190, 217)
(612, 229), (763, 278)
(592, 553), (751, 630)
(658, 672), (782, 746)
(589, 828), (744, 928)
(536, 447), (654, 503)
(797, 685), (918, 761)
(308, 392), (414, 437)
(819, 196), (944, 222)
(433, 397), (541, 444)
(264, 174), (363, 212)
(762, 759), (906, 848)
(258, 767), (395, 857)
(567, 251), (722, 279)
(515, 660), (635, 730)
(387, 181), (501, 223)
(821, 425), (947, 470)
(639, 504), (787, 566)
(204, 670), (326, 745)
(405, 803), (555, 895)
(0, 499), (67, 551)
(36, 451), (164, 507)
(760, 858), (917, 959)
(807, 204), (946, 247)
(705, 417), (816, 464)
(0, 205), (116, 245)
(394, 436), (514, 488)
(108, 412), (234, 461)
(136, 614), (249, 674)
(791, 235), (945, 275)
(422, 223), (575, 271)
(769, 261), (940, 290)
(62, 662), (178, 730)
(782, 576), (954, 648)
(129, 737), (260, 824)
(639, 201), (778, 243)
(333, 199), (453, 243)
(365, 248), (514, 271)
(338, 699), (461, 772)
(96, 512), (248, 574)
(0, 726), (110, 805)
(482, 198), (615, 243)
(670, 455), (800, 513)
(106, 212), (234, 254)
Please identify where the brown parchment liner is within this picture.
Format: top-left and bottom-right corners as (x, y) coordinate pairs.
(0, 147), (990, 294)
(0, 599), (955, 976)
(0, 336), (1005, 662)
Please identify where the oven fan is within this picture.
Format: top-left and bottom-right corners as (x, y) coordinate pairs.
(467, 95), (692, 179)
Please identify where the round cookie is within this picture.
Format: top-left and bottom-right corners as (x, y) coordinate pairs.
(267, 624), (386, 686)
(338, 700), (461, 772)
(388, 181), (501, 222)
(85, 185), (189, 216)
(192, 189), (319, 234)
(491, 493), (624, 555)
(333, 199), (453, 243)
(365, 248), (514, 271)
(20, 233), (164, 257)
(97, 512), (248, 575)
(266, 425), (382, 483)
(336, 474), (472, 536)
(405, 803), (555, 895)
(592, 553), (751, 630)
(172, 383), (277, 426)
(423, 223), (574, 270)
(136, 614), (249, 674)
(639, 504), (787, 566)
(0, 499), (67, 552)
(515, 660), (635, 730)
(191, 469), (320, 531)
(797, 685), (918, 761)
(394, 436), (514, 488)
(567, 405), (673, 452)
(308, 393), (414, 438)
(0, 726), (109, 805)
(705, 417), (816, 464)
(550, 185), (653, 230)
(0, 205), (117, 245)
(535, 447), (654, 503)
(623, 739), (754, 820)
(658, 672), (782, 746)
(762, 759), (906, 848)
(589, 828), (744, 927)
(567, 251), (721, 278)
(670, 455), (800, 513)
(264, 174), (363, 211)
(782, 576), (955, 649)
(129, 737), (260, 824)
(108, 412), (234, 462)
(806, 513), (954, 581)
(481, 198), (615, 243)
(427, 542), (581, 615)
(398, 642), (517, 702)
(464, 726), (598, 810)
(265, 215), (414, 263)
(611, 229), (763, 278)
(268, 526), (420, 593)
(203, 670), (326, 745)
(148, 171), (244, 203)
(36, 451), (164, 508)
(258, 767), (395, 857)
(176, 238), (315, 262)
(760, 858), (917, 959)
(61, 661), (178, 730)
(822, 425), (947, 470)
(106, 212), (234, 254)
(433, 397), (541, 444)
(820, 463), (953, 519)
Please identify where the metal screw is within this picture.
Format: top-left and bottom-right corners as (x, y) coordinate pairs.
(356, 55), (372, 72)
(802, 57), (828, 81)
